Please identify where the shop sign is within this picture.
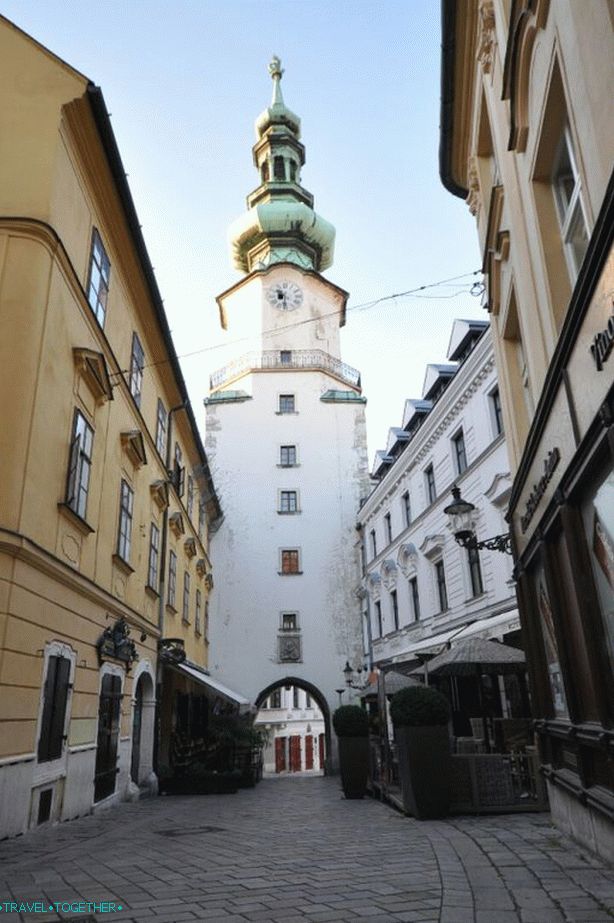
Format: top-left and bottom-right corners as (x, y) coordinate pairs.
(520, 448), (561, 533)
(590, 304), (614, 371)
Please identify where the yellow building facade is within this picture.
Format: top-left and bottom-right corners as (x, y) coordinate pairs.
(440, 0), (614, 860)
(0, 17), (221, 837)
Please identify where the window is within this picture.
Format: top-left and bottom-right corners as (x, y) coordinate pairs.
(305, 693), (311, 708)
(182, 571), (190, 623)
(552, 127), (589, 282)
(280, 350), (292, 366)
(204, 600), (209, 641)
(452, 430), (468, 475)
(38, 656), (71, 762)
(155, 399), (167, 457)
(129, 333), (144, 408)
(370, 529), (377, 559)
(490, 387), (503, 436)
(270, 689), (282, 708)
(87, 229), (110, 327)
(384, 513), (392, 544)
(467, 546), (484, 597)
(280, 549), (301, 574)
(390, 590), (399, 631)
(198, 500), (206, 542)
(261, 160), (269, 183)
(374, 600), (383, 638)
(195, 589), (202, 634)
(279, 394), (295, 414)
(279, 490), (298, 513)
(187, 475), (194, 519)
(117, 480), (134, 562)
(168, 550), (177, 608)
(282, 613), (297, 631)
(289, 160), (297, 182)
(409, 577), (421, 621)
(147, 523), (160, 589)
(280, 445), (297, 467)
(293, 686), (300, 709)
(65, 410), (94, 520)
(173, 443), (185, 497)
(435, 560), (448, 612)
(402, 491), (412, 528)
(425, 465), (436, 504)
(274, 156), (285, 180)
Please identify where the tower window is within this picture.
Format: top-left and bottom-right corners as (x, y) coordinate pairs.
(274, 156), (285, 180)
(289, 160), (297, 181)
(261, 160), (270, 183)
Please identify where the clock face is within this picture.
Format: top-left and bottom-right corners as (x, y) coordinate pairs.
(266, 280), (303, 311)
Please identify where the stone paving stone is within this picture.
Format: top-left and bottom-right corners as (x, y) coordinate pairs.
(1, 777), (614, 923)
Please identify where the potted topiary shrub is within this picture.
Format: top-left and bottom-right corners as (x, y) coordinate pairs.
(333, 704), (369, 799)
(389, 685), (451, 819)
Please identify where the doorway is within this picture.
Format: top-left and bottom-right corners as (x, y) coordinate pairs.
(94, 673), (122, 802)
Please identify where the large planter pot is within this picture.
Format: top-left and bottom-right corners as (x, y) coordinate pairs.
(395, 725), (451, 819)
(338, 736), (369, 799)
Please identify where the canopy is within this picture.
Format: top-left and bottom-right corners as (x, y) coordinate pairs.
(420, 638), (526, 677)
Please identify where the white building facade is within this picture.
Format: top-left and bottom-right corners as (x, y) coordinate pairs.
(256, 686), (325, 776)
(358, 321), (519, 685)
(205, 59), (369, 767)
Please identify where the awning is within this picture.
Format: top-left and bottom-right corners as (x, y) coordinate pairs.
(383, 609), (521, 670)
(170, 661), (251, 709)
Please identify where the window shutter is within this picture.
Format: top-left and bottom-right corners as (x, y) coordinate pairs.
(38, 656), (71, 762)
(65, 433), (81, 508)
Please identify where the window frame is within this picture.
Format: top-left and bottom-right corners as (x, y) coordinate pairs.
(374, 600), (383, 638)
(370, 529), (377, 559)
(279, 444), (298, 467)
(281, 612), (298, 631)
(168, 550), (177, 609)
(278, 393), (296, 414)
(384, 512), (392, 545)
(195, 588), (202, 634)
(280, 548), (301, 575)
(425, 464), (437, 505)
(452, 429), (468, 475)
(187, 475), (194, 519)
(409, 576), (421, 621)
(279, 489), (299, 514)
(156, 399), (167, 458)
(402, 490), (412, 528)
(37, 654), (72, 763)
(147, 522), (160, 590)
(390, 589), (399, 631)
(552, 126), (589, 282)
(435, 559), (449, 613)
(117, 479), (134, 563)
(489, 386), (504, 437)
(65, 409), (94, 521)
(467, 545), (484, 598)
(86, 228), (110, 327)
(182, 571), (191, 624)
(129, 332), (145, 408)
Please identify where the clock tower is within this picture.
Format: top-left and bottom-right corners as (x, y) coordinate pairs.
(204, 60), (369, 769)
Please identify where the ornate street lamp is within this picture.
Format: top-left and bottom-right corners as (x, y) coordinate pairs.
(443, 486), (512, 555)
(343, 660), (371, 690)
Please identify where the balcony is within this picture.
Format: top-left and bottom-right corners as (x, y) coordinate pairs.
(210, 349), (361, 391)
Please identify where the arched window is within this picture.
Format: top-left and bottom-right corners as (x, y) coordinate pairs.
(261, 160), (269, 183)
(288, 160), (297, 182)
(274, 156), (285, 181)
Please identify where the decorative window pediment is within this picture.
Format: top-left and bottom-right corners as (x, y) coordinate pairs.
(196, 557), (207, 578)
(121, 430), (147, 468)
(419, 534), (446, 561)
(169, 511), (185, 537)
(150, 480), (169, 510)
(484, 472), (512, 508)
(380, 559), (398, 590)
(73, 348), (113, 405)
(184, 537), (197, 559)
(397, 542), (419, 577)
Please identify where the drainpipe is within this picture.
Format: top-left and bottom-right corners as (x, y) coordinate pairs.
(154, 402), (188, 773)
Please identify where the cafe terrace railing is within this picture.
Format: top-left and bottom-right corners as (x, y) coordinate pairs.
(210, 350), (362, 391)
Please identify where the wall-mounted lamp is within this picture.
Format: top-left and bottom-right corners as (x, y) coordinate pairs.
(443, 486), (512, 555)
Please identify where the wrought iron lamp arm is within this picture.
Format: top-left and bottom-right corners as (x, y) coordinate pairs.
(455, 531), (513, 555)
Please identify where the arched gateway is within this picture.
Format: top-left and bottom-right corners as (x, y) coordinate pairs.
(255, 678), (330, 775)
(205, 60), (369, 769)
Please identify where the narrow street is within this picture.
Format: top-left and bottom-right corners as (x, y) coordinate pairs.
(1, 778), (613, 923)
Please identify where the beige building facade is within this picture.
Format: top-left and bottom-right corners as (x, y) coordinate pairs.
(440, 0), (614, 860)
(0, 17), (220, 837)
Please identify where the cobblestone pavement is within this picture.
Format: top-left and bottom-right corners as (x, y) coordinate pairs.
(0, 777), (613, 923)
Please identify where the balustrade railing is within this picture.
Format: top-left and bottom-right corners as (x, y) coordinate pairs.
(210, 349), (361, 390)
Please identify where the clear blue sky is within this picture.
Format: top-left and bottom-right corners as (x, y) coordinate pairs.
(4, 0), (483, 458)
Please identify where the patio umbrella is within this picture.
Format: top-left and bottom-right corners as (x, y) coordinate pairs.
(425, 638), (526, 677)
(421, 639), (526, 751)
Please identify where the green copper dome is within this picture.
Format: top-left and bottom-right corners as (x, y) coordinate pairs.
(228, 57), (336, 274)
